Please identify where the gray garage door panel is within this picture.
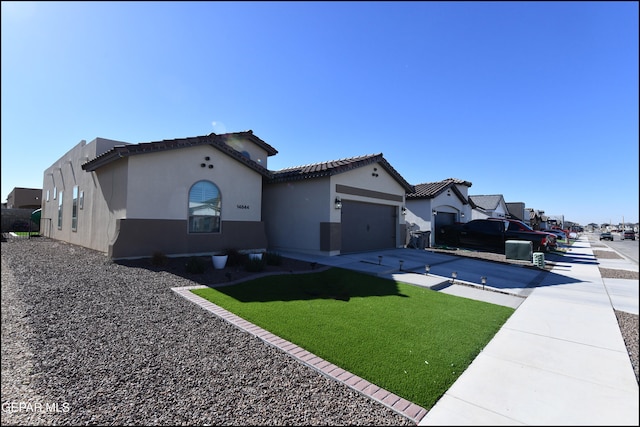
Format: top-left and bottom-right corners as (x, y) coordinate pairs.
(341, 201), (396, 253)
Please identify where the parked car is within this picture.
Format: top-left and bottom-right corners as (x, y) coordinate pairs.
(440, 218), (554, 253)
(599, 232), (613, 241)
(490, 219), (557, 251)
(542, 229), (567, 241)
(623, 230), (636, 240)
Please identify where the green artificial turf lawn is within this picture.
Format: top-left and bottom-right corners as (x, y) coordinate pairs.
(192, 267), (514, 410)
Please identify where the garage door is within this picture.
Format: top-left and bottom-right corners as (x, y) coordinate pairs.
(341, 201), (397, 253)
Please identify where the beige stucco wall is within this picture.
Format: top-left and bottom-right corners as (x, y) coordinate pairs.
(263, 161), (407, 255)
(405, 198), (433, 232)
(263, 179), (330, 254)
(41, 137), (128, 251)
(125, 145), (263, 222)
(41, 138), (266, 257)
(332, 163), (405, 208)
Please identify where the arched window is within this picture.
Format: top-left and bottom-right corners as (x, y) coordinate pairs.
(188, 180), (221, 233)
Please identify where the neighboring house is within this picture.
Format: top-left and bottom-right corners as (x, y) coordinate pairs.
(41, 131), (277, 259)
(6, 187), (42, 209)
(405, 178), (473, 247)
(546, 215), (564, 230)
(469, 194), (509, 220)
(263, 153), (414, 255)
(505, 202), (528, 225)
(2, 188), (43, 232)
(526, 208), (548, 230)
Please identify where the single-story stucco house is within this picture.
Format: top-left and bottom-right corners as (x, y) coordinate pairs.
(405, 178), (473, 247)
(41, 131), (414, 259)
(41, 131), (276, 259)
(469, 194), (509, 220)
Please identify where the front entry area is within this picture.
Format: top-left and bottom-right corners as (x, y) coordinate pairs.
(433, 212), (456, 245)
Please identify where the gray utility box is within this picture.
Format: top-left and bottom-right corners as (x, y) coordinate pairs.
(505, 240), (533, 261)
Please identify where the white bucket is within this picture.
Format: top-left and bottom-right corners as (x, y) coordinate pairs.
(212, 255), (228, 269)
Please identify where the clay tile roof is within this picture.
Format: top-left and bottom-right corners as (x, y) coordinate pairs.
(269, 153), (414, 192)
(81, 131), (276, 178)
(406, 177), (472, 199)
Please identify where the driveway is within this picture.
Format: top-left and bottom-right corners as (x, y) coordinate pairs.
(278, 248), (560, 299)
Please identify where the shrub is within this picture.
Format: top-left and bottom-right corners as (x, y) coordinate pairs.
(185, 256), (206, 274)
(244, 257), (266, 272)
(224, 248), (245, 267)
(265, 251), (283, 266)
(151, 251), (168, 266)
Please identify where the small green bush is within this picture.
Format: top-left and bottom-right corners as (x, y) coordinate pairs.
(265, 251), (282, 266)
(151, 251), (168, 266)
(224, 248), (245, 267)
(244, 257), (266, 272)
(185, 256), (206, 274)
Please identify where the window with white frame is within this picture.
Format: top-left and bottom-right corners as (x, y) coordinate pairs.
(72, 186), (78, 231)
(188, 180), (221, 233)
(57, 191), (63, 229)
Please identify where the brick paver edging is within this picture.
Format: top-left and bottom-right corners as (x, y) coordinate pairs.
(172, 285), (428, 424)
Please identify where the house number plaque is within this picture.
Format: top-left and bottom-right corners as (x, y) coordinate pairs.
(237, 204), (250, 209)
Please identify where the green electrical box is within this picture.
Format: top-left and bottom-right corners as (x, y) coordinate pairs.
(505, 240), (532, 261)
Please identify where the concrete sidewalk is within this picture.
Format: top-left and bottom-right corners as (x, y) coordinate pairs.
(418, 235), (639, 425)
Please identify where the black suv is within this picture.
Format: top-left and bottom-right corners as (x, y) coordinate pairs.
(623, 230), (636, 240)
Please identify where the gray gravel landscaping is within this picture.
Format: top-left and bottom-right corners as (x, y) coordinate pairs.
(2, 237), (638, 426)
(1, 238), (414, 426)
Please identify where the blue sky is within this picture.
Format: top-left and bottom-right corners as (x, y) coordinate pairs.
(2, 1), (638, 226)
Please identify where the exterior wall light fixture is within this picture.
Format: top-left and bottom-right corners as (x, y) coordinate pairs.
(335, 197), (342, 209)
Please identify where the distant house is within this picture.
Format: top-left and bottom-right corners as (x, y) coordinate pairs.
(546, 215), (565, 230)
(506, 202), (527, 224)
(6, 187), (42, 209)
(469, 194), (509, 220)
(526, 208), (548, 230)
(405, 178), (473, 247)
(42, 132), (414, 259)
